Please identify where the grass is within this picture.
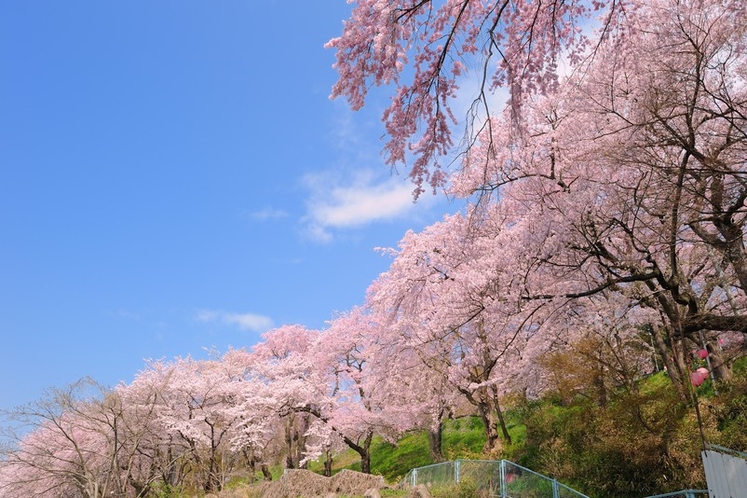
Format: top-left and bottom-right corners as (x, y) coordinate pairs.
(306, 415), (489, 484)
(160, 355), (747, 497)
(227, 361), (747, 497)
(370, 433), (432, 481)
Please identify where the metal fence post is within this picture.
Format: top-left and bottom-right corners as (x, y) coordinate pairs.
(500, 460), (507, 498)
(404, 459), (590, 498)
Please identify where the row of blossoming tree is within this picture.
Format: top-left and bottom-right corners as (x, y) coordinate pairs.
(2, 0), (746, 495)
(0, 315), (440, 496)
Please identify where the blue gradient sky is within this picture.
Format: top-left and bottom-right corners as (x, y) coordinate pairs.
(0, 1), (451, 411)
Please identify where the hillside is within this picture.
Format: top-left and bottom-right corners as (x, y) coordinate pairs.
(213, 359), (747, 498)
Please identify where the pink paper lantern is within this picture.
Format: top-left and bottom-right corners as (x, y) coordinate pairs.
(691, 368), (709, 387)
(696, 348), (708, 359)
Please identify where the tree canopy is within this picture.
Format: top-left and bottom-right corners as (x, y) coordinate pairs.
(2, 0), (746, 496)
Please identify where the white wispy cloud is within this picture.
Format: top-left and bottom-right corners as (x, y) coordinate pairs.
(302, 170), (418, 242)
(196, 309), (274, 332)
(247, 207), (289, 222)
(311, 180), (414, 227)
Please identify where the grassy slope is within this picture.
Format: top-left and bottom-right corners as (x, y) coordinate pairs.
(311, 415), (509, 483)
(228, 360), (747, 497)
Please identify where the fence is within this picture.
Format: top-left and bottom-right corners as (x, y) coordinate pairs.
(404, 449), (747, 497)
(403, 459), (590, 498)
(701, 444), (747, 498)
(644, 491), (708, 498)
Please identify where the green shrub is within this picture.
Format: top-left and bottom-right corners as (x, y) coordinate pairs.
(429, 477), (493, 498)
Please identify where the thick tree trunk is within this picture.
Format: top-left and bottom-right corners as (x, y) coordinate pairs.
(705, 335), (732, 382)
(284, 415), (296, 469)
(164, 441), (180, 487)
(478, 404), (500, 453)
(282, 412), (310, 470)
(261, 464), (272, 482)
(649, 324), (690, 402)
(356, 431), (373, 474)
(461, 386), (507, 452)
(427, 423), (444, 462)
(246, 453), (257, 483)
(323, 449), (333, 477)
(593, 363), (608, 408)
(491, 385), (512, 445)
(296, 413), (310, 469)
(341, 429), (373, 474)
(360, 452), (371, 474)
(710, 194), (747, 293)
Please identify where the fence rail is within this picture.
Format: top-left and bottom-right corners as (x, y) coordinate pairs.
(403, 459), (589, 498)
(404, 452), (747, 497)
(643, 491), (709, 498)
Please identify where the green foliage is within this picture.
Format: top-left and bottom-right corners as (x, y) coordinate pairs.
(379, 490), (411, 497)
(732, 356), (747, 375)
(240, 358), (747, 498)
(148, 483), (185, 498)
(320, 417), (488, 482)
(222, 475), (254, 490)
(515, 371), (711, 498)
(428, 477), (493, 498)
(370, 433), (432, 482)
(442, 417), (487, 461)
(708, 372), (747, 451)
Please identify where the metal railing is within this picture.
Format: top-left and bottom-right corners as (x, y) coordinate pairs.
(644, 491), (709, 498)
(403, 459), (590, 498)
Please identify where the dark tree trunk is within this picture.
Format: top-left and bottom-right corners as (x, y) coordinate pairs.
(323, 449), (333, 477)
(296, 413), (310, 469)
(342, 429), (374, 474)
(491, 385), (512, 445)
(359, 450), (371, 474)
(261, 464), (272, 481)
(478, 403), (500, 453)
(649, 324), (690, 402)
(705, 335), (732, 382)
(427, 423), (444, 462)
(284, 415), (296, 469)
(593, 363), (607, 408)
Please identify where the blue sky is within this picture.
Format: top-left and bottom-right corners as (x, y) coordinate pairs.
(0, 1), (452, 412)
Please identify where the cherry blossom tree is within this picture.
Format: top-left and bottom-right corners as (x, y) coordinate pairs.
(550, 0), (747, 334)
(248, 325), (321, 471)
(0, 418), (93, 497)
(340, 0), (746, 403)
(139, 356), (250, 493)
(366, 212), (563, 452)
(516, 0), (745, 393)
(0, 378), (161, 498)
(308, 307), (413, 474)
(254, 312), (399, 474)
(217, 348), (278, 482)
(4, 4), (745, 488)
(364, 283), (463, 462)
(0, 356), (281, 497)
(326, 0), (616, 197)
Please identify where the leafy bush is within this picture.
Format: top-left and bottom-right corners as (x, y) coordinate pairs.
(429, 477), (493, 498)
